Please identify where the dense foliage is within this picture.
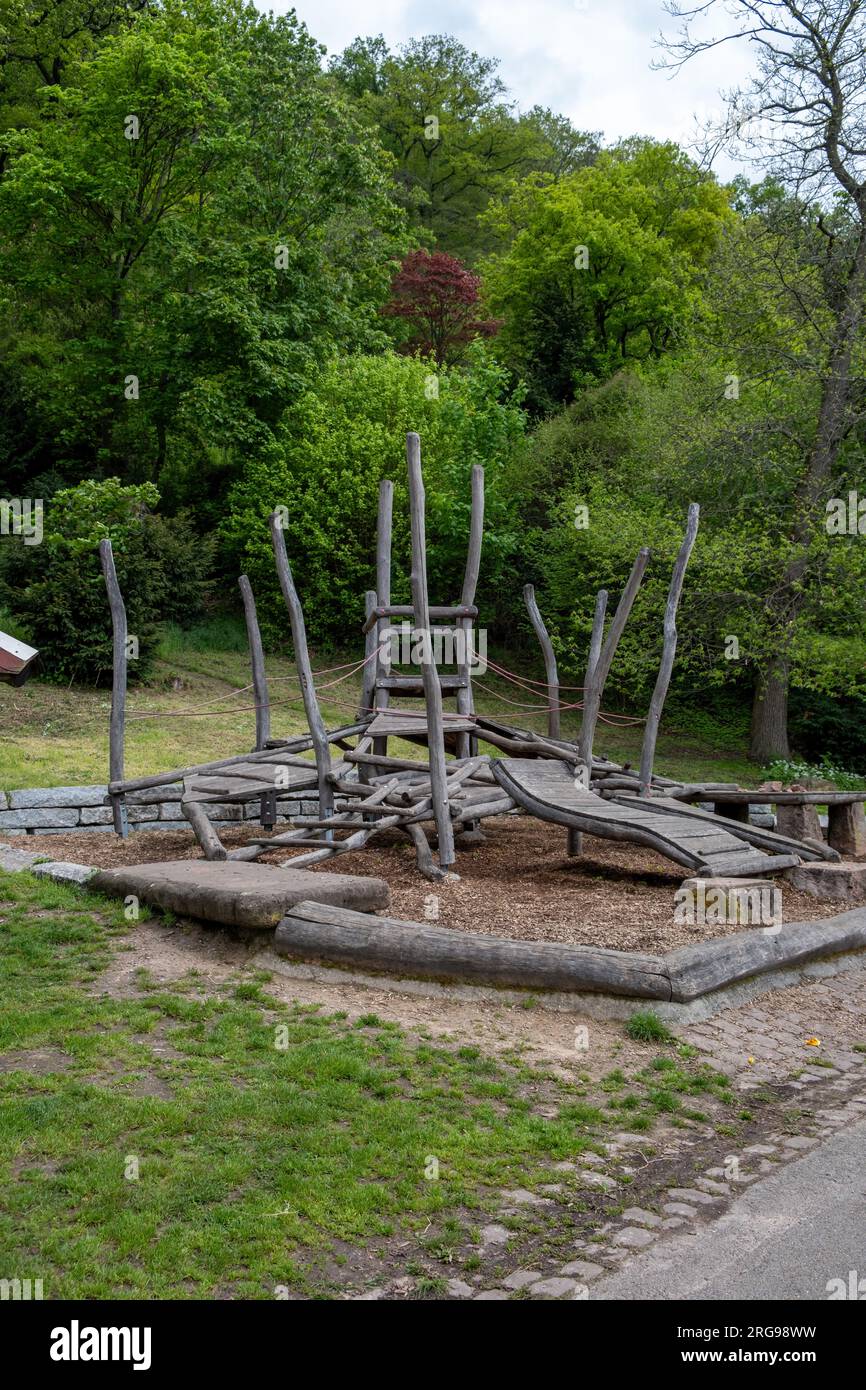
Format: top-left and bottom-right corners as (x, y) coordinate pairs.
(1, 1), (864, 759)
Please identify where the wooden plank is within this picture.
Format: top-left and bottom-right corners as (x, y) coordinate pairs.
(363, 604), (478, 634)
(492, 760), (702, 871)
(523, 583), (561, 740)
(639, 503), (699, 793)
(378, 675), (468, 691)
(275, 901), (671, 998)
(109, 724), (366, 796)
(610, 793), (837, 862)
(407, 431), (455, 870)
(698, 851), (800, 877)
(366, 712), (474, 737)
(98, 539), (129, 838)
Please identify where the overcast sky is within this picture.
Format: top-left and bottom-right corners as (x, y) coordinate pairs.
(273, 0), (757, 181)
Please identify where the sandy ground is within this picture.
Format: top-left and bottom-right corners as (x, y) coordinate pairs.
(19, 814), (848, 953)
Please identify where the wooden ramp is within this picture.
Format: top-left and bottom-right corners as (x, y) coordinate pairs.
(492, 760), (802, 877)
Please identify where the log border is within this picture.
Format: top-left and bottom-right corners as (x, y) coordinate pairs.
(273, 899), (866, 1005)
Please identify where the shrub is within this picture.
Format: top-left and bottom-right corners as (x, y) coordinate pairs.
(8, 479), (214, 684)
(220, 345), (527, 646)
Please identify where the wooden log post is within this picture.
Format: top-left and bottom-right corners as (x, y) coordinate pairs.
(98, 539), (129, 838)
(182, 800), (228, 861)
(523, 583), (560, 740)
(406, 432), (456, 870)
(238, 575), (271, 751)
(373, 480), (394, 759)
(360, 588), (379, 723)
(239, 573), (274, 828)
(269, 512), (335, 833)
(578, 552), (649, 773)
(638, 504), (699, 796)
(456, 464), (484, 760)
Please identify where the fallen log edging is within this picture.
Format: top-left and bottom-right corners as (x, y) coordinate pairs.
(274, 900), (866, 1004)
(273, 900), (671, 999)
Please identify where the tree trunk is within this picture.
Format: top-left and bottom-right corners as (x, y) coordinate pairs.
(749, 659), (790, 762)
(751, 219), (866, 762)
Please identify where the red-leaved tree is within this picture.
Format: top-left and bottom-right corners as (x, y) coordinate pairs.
(382, 250), (500, 365)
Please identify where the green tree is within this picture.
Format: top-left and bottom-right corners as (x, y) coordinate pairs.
(329, 33), (597, 261)
(481, 141), (731, 413)
(0, 0), (406, 495)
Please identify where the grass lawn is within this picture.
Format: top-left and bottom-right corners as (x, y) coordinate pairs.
(0, 869), (741, 1299)
(0, 619), (763, 792)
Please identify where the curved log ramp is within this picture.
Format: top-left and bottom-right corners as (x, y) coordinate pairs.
(492, 759), (801, 878)
(274, 901), (866, 1005)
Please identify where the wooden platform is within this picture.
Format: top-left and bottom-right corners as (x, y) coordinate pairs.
(493, 760), (804, 877)
(365, 711), (475, 739)
(184, 760), (320, 803)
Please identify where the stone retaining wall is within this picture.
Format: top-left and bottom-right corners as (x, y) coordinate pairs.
(0, 784), (318, 835)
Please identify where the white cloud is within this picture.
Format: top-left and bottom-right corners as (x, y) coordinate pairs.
(274, 0), (758, 180)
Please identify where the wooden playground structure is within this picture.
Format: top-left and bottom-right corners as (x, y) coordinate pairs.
(99, 433), (849, 884)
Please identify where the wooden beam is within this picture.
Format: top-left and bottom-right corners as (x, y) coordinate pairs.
(98, 539), (129, 838)
(238, 575), (271, 751)
(269, 512), (335, 829)
(457, 464), (484, 761)
(406, 431), (455, 869)
(578, 551), (649, 771)
(274, 901), (670, 998)
(639, 505), (699, 795)
(523, 583), (561, 740)
(108, 724), (366, 796)
(182, 800), (227, 860)
(360, 589), (378, 721)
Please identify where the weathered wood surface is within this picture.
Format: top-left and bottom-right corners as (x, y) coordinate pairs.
(493, 759), (794, 876)
(365, 711), (475, 738)
(362, 604), (478, 634)
(456, 464), (485, 758)
(361, 589), (378, 719)
(274, 900), (671, 998)
(109, 723), (367, 796)
(688, 790), (866, 805)
(407, 432), (455, 869)
(578, 550), (649, 772)
(238, 575), (271, 751)
(99, 539), (129, 837)
(609, 791), (838, 862)
(666, 909), (866, 1002)
(270, 511), (335, 829)
(523, 583), (561, 740)
(639, 504), (699, 794)
(274, 900), (866, 1005)
(184, 762), (320, 803)
(182, 800), (228, 861)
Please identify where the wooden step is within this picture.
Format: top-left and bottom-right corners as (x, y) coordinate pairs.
(363, 604), (478, 633)
(377, 675), (469, 692)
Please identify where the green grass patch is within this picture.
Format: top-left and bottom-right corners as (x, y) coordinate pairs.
(0, 869), (613, 1299)
(625, 1011), (674, 1044)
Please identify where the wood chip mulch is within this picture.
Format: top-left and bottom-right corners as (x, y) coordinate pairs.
(17, 815), (849, 954)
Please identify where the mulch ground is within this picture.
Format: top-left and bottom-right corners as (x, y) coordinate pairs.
(18, 814), (848, 954)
